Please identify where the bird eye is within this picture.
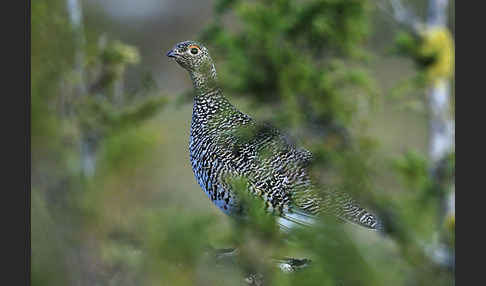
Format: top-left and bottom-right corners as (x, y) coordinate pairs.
(190, 47), (199, 55)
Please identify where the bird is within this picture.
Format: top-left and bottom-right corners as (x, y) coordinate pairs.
(166, 40), (382, 232)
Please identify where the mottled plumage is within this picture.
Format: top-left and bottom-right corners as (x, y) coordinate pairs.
(167, 41), (382, 231)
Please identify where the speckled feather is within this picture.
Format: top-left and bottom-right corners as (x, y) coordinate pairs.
(167, 41), (382, 231)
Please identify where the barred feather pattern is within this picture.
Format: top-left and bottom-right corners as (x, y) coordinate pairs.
(189, 90), (381, 231)
(169, 40), (381, 231)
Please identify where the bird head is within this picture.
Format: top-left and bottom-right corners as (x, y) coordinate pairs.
(166, 41), (213, 73)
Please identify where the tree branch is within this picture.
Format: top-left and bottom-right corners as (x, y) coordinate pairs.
(376, 0), (424, 34)
(208, 248), (312, 285)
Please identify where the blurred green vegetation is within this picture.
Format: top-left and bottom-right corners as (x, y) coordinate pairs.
(200, 0), (377, 132)
(32, 0), (454, 285)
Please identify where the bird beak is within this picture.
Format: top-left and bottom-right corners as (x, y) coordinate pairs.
(166, 49), (177, 58)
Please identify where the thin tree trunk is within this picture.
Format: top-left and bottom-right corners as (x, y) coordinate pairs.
(379, 0), (454, 267)
(67, 0), (86, 98)
(426, 0), (454, 217)
(66, 0), (96, 178)
(426, 0), (454, 268)
(428, 80), (453, 166)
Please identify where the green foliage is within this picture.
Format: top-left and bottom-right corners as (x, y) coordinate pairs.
(394, 28), (454, 83)
(394, 32), (434, 69)
(31, 2), (81, 283)
(391, 28), (455, 105)
(32, 1), (166, 285)
(393, 150), (431, 191)
(75, 94), (167, 136)
(31, 0), (75, 101)
(227, 176), (280, 241)
(32, 0), (454, 285)
(145, 211), (214, 267)
(101, 40), (140, 65)
(285, 224), (380, 286)
(200, 0), (377, 131)
(97, 125), (160, 174)
(31, 190), (68, 286)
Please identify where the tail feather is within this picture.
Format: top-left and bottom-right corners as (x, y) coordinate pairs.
(277, 205), (384, 232)
(331, 192), (384, 231)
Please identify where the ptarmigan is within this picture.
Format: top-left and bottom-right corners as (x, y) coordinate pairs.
(167, 41), (382, 232)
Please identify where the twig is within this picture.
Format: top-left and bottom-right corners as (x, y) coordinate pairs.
(207, 248), (312, 285)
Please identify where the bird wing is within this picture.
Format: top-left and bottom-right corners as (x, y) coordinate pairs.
(216, 116), (383, 231)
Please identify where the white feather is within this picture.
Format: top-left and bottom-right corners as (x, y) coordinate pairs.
(277, 210), (317, 231)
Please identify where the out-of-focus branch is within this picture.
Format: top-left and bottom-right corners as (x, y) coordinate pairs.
(209, 248), (311, 285)
(273, 257), (312, 273)
(377, 0), (424, 34)
(246, 257), (312, 285)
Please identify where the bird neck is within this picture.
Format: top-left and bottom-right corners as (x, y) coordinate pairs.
(189, 62), (239, 131)
(190, 62), (221, 98)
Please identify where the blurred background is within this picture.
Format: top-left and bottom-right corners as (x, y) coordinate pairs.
(32, 0), (454, 285)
